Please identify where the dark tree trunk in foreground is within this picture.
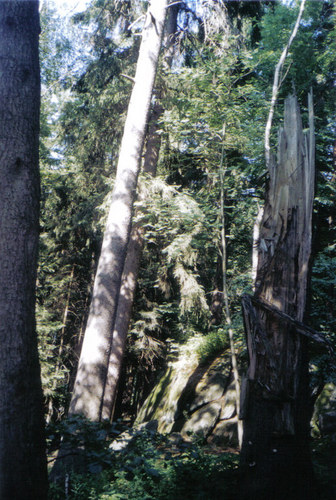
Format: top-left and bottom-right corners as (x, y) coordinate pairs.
(0, 1), (48, 498)
(240, 94), (317, 500)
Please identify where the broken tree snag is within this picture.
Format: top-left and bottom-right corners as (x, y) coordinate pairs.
(240, 93), (317, 500)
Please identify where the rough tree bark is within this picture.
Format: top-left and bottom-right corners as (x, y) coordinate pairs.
(69, 0), (168, 421)
(0, 1), (48, 498)
(101, 5), (179, 421)
(239, 93), (317, 500)
(100, 103), (163, 421)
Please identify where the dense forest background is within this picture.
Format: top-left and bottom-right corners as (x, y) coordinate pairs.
(33, 0), (336, 497)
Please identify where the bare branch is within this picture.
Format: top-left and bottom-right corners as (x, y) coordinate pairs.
(120, 73), (136, 84)
(264, 0), (306, 169)
(128, 14), (146, 32)
(166, 1), (184, 8)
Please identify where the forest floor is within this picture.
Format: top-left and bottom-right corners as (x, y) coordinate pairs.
(47, 418), (336, 500)
(312, 436), (336, 499)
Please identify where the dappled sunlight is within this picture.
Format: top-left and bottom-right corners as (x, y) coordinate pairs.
(31, 1), (336, 499)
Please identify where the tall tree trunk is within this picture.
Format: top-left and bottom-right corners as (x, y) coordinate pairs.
(69, 0), (167, 422)
(219, 125), (243, 447)
(239, 93), (316, 500)
(0, 1), (48, 498)
(47, 265), (75, 424)
(100, 106), (162, 422)
(251, 205), (263, 290)
(101, 5), (179, 421)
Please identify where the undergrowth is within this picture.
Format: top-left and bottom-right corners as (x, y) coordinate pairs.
(47, 417), (239, 500)
(312, 435), (336, 500)
(48, 416), (336, 499)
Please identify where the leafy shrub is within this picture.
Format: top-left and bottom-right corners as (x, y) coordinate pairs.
(197, 328), (230, 363)
(48, 419), (336, 499)
(48, 424), (239, 500)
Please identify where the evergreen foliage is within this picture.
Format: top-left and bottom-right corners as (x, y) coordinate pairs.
(36, 1), (336, 496)
(38, 0), (336, 415)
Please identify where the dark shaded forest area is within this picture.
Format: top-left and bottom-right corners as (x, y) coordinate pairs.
(0, 0), (336, 499)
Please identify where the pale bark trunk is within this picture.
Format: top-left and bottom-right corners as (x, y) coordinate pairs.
(240, 93), (316, 500)
(251, 205), (263, 290)
(0, 1), (48, 498)
(101, 6), (179, 421)
(69, 0), (167, 421)
(100, 108), (161, 421)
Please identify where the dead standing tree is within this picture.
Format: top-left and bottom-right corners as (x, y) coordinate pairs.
(239, 93), (320, 499)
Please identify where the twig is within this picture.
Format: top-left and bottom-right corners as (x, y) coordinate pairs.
(47, 451), (82, 464)
(120, 73), (136, 84)
(166, 1), (184, 8)
(128, 14), (146, 32)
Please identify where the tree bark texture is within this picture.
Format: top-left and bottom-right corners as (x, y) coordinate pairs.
(101, 5), (179, 421)
(0, 1), (48, 498)
(101, 106), (162, 421)
(240, 94), (316, 500)
(70, 0), (168, 422)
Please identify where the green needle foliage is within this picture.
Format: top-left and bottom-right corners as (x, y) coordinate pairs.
(38, 2), (336, 469)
